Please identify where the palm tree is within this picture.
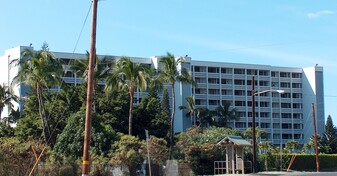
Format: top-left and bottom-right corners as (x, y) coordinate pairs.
(158, 52), (196, 159)
(196, 107), (213, 129)
(70, 52), (113, 110)
(285, 140), (299, 153)
(0, 84), (18, 121)
(213, 101), (238, 128)
(70, 51), (113, 91)
(179, 96), (196, 127)
(11, 48), (62, 144)
(105, 57), (149, 136)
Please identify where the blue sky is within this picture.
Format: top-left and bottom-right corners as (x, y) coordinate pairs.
(1, 0), (337, 123)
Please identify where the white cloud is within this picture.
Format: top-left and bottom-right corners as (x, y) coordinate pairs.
(307, 10), (335, 18)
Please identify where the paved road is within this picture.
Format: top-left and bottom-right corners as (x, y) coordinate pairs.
(225, 171), (337, 176)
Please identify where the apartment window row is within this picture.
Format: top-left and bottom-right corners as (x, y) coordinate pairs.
(273, 113), (303, 119)
(271, 71), (302, 78)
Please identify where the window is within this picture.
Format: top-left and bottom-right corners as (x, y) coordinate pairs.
(292, 93), (302, 98)
(271, 71), (279, 77)
(280, 82), (290, 88)
(209, 100), (220, 106)
(234, 90), (245, 96)
(247, 80), (257, 86)
(282, 123), (292, 129)
(195, 88), (207, 94)
(293, 113), (302, 119)
(195, 99), (206, 105)
(236, 111), (246, 117)
(293, 124), (302, 129)
(247, 69), (257, 75)
(208, 67), (219, 73)
(194, 66), (206, 72)
(221, 79), (232, 84)
(195, 77), (206, 83)
(273, 134), (280, 139)
(222, 89), (232, 95)
(293, 103), (302, 109)
(282, 134), (292, 139)
(281, 113), (291, 118)
(259, 70), (269, 76)
(247, 101), (258, 107)
(280, 72), (290, 78)
(235, 101), (246, 106)
(208, 78), (219, 84)
(234, 68), (245, 74)
(272, 82), (279, 87)
(294, 134), (303, 139)
(281, 103), (291, 108)
(260, 102), (269, 107)
(292, 83), (302, 88)
(273, 113), (280, 118)
(236, 122), (246, 128)
(272, 103), (280, 108)
(292, 73), (302, 78)
(261, 123), (270, 128)
(273, 123), (280, 129)
(234, 79), (245, 85)
(248, 112), (259, 117)
(209, 89), (220, 95)
(281, 93), (291, 98)
(260, 112), (270, 118)
(221, 68), (232, 74)
(259, 81), (269, 86)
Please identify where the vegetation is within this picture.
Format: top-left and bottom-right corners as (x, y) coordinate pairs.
(2, 46), (337, 175)
(158, 53), (196, 159)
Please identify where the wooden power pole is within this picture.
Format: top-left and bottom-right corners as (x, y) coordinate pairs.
(312, 103), (320, 172)
(82, 0), (98, 175)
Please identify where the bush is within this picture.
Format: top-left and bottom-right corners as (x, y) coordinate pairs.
(258, 154), (337, 171)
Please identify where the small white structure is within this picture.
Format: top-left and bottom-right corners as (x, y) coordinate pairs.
(216, 135), (251, 174)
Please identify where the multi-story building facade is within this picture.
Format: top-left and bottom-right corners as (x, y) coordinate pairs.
(1, 46), (324, 145)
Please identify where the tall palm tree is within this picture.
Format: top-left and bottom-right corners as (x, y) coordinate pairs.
(0, 84), (18, 121)
(158, 53), (196, 159)
(105, 57), (149, 135)
(70, 52), (113, 110)
(179, 96), (196, 127)
(70, 51), (113, 91)
(213, 101), (238, 128)
(11, 48), (62, 144)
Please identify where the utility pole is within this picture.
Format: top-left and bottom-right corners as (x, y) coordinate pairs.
(82, 0), (98, 175)
(251, 76), (257, 173)
(312, 103), (320, 172)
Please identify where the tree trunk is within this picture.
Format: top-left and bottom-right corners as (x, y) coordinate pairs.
(128, 88), (134, 136)
(36, 84), (50, 144)
(168, 82), (175, 160)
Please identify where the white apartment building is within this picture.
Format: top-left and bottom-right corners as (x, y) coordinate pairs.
(1, 46), (324, 145)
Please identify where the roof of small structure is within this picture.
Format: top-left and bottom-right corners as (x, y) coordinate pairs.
(217, 135), (252, 146)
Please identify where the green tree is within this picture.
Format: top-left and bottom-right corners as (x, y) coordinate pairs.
(213, 101), (238, 128)
(196, 107), (213, 129)
(284, 140), (299, 153)
(0, 84), (18, 121)
(179, 96), (196, 127)
(243, 127), (268, 141)
(109, 134), (145, 176)
(175, 127), (239, 175)
(105, 57), (149, 136)
(133, 92), (169, 139)
(69, 52), (113, 98)
(11, 48), (62, 144)
(158, 53), (196, 159)
(321, 115), (337, 154)
(53, 110), (117, 163)
(258, 141), (272, 154)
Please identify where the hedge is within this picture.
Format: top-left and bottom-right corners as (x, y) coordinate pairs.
(258, 154), (337, 171)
